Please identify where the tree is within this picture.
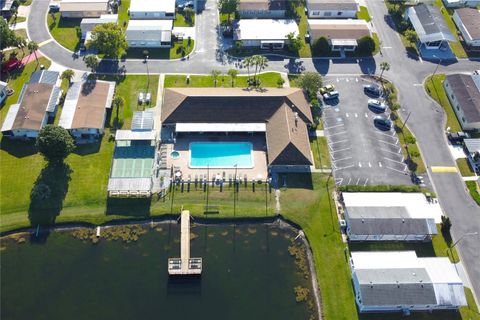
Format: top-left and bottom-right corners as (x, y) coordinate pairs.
(404, 29), (418, 45)
(112, 95), (124, 122)
(184, 7), (195, 25)
(243, 56), (254, 80)
(87, 23), (128, 58)
(27, 41), (39, 65)
(355, 36), (376, 56)
(286, 32), (303, 53)
(252, 55), (268, 86)
(36, 125), (75, 164)
(312, 37), (331, 56)
(83, 54), (99, 73)
(227, 69), (238, 87)
(299, 72), (323, 96)
(15, 36), (27, 57)
(219, 0), (237, 24)
(379, 61), (390, 80)
(0, 18), (18, 52)
(211, 69), (221, 87)
(61, 69), (75, 86)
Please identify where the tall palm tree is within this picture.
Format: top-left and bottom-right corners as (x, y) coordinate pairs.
(242, 56), (254, 81)
(379, 61), (390, 81)
(252, 55), (268, 87)
(15, 37), (26, 57)
(61, 69), (75, 86)
(227, 69), (238, 87)
(27, 41), (39, 65)
(211, 69), (221, 87)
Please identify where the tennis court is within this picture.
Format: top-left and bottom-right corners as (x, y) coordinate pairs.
(111, 142), (155, 178)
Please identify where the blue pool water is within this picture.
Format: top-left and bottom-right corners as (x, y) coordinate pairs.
(190, 142), (253, 168)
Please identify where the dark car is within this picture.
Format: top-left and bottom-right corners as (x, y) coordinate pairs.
(373, 116), (392, 131)
(364, 84), (382, 97)
(448, 132), (470, 144)
(367, 99), (387, 113)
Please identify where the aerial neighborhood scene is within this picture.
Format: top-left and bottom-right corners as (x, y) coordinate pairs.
(1, 0), (480, 318)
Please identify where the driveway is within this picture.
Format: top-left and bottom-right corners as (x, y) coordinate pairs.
(323, 76), (411, 186)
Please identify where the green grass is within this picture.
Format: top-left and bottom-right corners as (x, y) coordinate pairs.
(164, 72), (283, 88)
(174, 11), (195, 27)
(47, 12), (81, 51)
(295, 4), (312, 58)
(0, 73), (158, 231)
(433, 0), (468, 59)
(309, 136), (331, 169)
(425, 74), (463, 132)
(8, 16), (26, 25)
(466, 181), (480, 206)
(125, 39), (194, 59)
(118, 0), (130, 28)
(456, 158), (475, 177)
(358, 6), (372, 22)
(14, 29), (27, 40)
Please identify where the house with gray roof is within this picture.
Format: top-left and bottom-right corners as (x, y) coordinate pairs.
(406, 4), (455, 50)
(1, 71), (61, 139)
(350, 251), (467, 314)
(452, 8), (480, 48)
(443, 74), (480, 130)
(443, 0), (480, 8)
(0, 81), (8, 104)
(126, 20), (173, 48)
(238, 0), (288, 19)
(342, 192), (441, 241)
(306, 0), (358, 19)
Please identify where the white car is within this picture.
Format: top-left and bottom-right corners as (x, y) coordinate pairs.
(367, 99), (387, 113)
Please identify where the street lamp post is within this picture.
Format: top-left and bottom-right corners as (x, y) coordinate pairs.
(447, 231), (479, 260)
(233, 164), (237, 217)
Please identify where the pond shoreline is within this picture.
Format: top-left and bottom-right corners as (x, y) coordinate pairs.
(1, 215), (323, 320)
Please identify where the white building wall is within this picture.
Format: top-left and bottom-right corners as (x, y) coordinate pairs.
(444, 78), (480, 130)
(307, 9), (357, 19)
(62, 10), (107, 18)
(129, 11), (174, 19)
(238, 9), (286, 18)
(127, 39), (171, 48)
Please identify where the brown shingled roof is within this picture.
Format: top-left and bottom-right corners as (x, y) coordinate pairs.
(445, 74), (480, 123)
(455, 8), (480, 41)
(12, 83), (53, 131)
(309, 22), (370, 41)
(71, 81), (111, 129)
(162, 87), (313, 166)
(238, 0), (288, 11)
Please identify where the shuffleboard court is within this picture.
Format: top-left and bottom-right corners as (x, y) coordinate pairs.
(111, 143), (155, 178)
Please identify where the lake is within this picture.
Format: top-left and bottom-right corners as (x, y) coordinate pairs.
(1, 222), (317, 320)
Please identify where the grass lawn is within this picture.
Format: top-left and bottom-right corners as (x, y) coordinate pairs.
(14, 29), (27, 40)
(295, 4), (312, 58)
(174, 11), (195, 27)
(118, 0), (130, 27)
(466, 181), (480, 206)
(125, 39), (194, 59)
(358, 6), (372, 22)
(309, 136), (331, 169)
(456, 158), (475, 177)
(0, 72), (158, 232)
(47, 12), (81, 51)
(164, 72), (283, 88)
(8, 16), (26, 25)
(425, 74), (462, 132)
(433, 0), (468, 59)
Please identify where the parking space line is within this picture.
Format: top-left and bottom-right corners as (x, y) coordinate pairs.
(386, 165), (408, 174)
(378, 162), (383, 167)
(328, 139), (349, 145)
(333, 156), (353, 163)
(356, 178), (360, 185)
(331, 147), (352, 153)
(368, 162), (372, 168)
(378, 139), (399, 147)
(374, 130), (397, 139)
(328, 131), (348, 137)
(324, 123), (345, 130)
(383, 157), (405, 165)
(380, 147), (403, 156)
(334, 165), (355, 171)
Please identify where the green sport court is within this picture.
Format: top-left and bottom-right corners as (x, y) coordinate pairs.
(111, 141), (155, 178)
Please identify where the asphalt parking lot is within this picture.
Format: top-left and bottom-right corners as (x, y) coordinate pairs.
(322, 76), (412, 186)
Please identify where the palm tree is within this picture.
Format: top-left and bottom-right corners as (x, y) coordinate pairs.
(379, 61), (390, 81)
(227, 69), (238, 87)
(27, 41), (39, 65)
(211, 69), (221, 87)
(61, 69), (75, 86)
(15, 37), (26, 57)
(112, 96), (124, 122)
(242, 56), (254, 81)
(252, 55), (268, 87)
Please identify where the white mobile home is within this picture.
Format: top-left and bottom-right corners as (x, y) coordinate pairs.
(443, 74), (480, 130)
(60, 0), (110, 18)
(126, 20), (173, 48)
(234, 19), (299, 49)
(452, 8), (480, 48)
(306, 0), (358, 19)
(128, 0), (175, 19)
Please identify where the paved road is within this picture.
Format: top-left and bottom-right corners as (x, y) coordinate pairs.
(27, 0), (480, 305)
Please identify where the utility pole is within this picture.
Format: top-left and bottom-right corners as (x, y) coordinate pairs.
(234, 164), (237, 217)
(206, 164), (210, 211)
(401, 111), (412, 130)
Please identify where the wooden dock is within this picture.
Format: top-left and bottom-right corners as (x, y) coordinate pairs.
(168, 210), (202, 275)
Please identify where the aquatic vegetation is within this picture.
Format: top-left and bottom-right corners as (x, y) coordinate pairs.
(288, 243), (310, 280)
(71, 225), (148, 243)
(247, 227), (257, 234)
(294, 286), (310, 302)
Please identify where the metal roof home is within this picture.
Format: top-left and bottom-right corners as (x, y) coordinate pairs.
(128, 0), (175, 19)
(238, 0), (288, 11)
(126, 20), (173, 47)
(1, 71), (61, 138)
(234, 19), (299, 43)
(406, 4), (455, 45)
(60, 0), (110, 18)
(350, 251), (467, 313)
(161, 88), (313, 166)
(443, 74), (480, 129)
(342, 192), (441, 241)
(306, 0), (358, 12)
(452, 8), (480, 47)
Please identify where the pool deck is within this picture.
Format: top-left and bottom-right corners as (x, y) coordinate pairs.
(166, 134), (269, 181)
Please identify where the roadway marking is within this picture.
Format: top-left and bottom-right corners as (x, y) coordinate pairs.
(364, 178), (368, 186)
(413, 84), (423, 87)
(333, 156), (353, 163)
(354, 113), (358, 118)
(324, 123), (345, 130)
(358, 162), (362, 167)
(384, 157), (405, 165)
(38, 39), (53, 47)
(331, 147), (352, 153)
(368, 162), (372, 168)
(386, 165), (408, 174)
(328, 131), (347, 137)
(431, 166), (458, 173)
(382, 46), (393, 49)
(328, 139), (349, 145)
(378, 162), (383, 168)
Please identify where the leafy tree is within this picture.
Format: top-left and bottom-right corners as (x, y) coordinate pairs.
(61, 69), (75, 86)
(227, 68), (238, 87)
(0, 18), (18, 52)
(15, 36), (27, 57)
(299, 72), (323, 96)
(27, 41), (39, 65)
(379, 61), (390, 80)
(286, 32), (303, 52)
(83, 54), (99, 73)
(36, 125), (75, 164)
(87, 23), (128, 58)
(184, 7), (195, 25)
(219, 0), (238, 24)
(355, 36), (376, 56)
(311, 37), (331, 56)
(211, 69), (221, 87)
(404, 29), (418, 45)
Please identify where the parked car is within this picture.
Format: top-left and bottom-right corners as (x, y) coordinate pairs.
(323, 90), (339, 100)
(319, 84), (335, 94)
(367, 99), (387, 113)
(1, 58), (21, 74)
(364, 84), (382, 97)
(448, 132), (470, 144)
(373, 116), (392, 131)
(49, 2), (60, 12)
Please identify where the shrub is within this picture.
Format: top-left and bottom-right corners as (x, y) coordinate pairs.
(312, 37), (332, 56)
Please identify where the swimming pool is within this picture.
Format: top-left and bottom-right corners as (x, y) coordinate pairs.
(190, 142), (253, 168)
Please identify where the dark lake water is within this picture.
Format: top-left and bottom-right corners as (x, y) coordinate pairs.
(1, 223), (316, 320)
